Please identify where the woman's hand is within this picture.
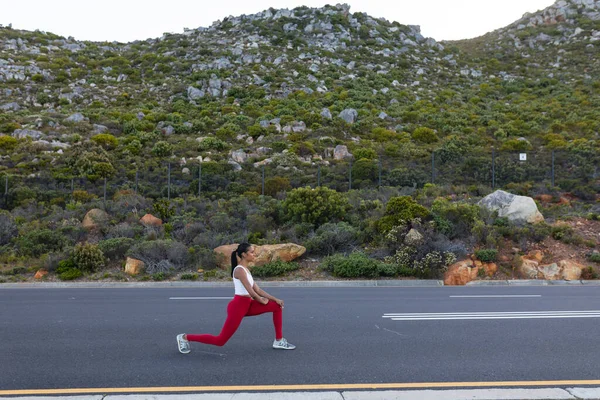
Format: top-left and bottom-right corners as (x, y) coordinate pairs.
(274, 298), (284, 309)
(257, 296), (269, 305)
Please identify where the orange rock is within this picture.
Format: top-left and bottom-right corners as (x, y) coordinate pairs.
(124, 257), (145, 275)
(34, 269), (48, 279)
(443, 259), (475, 286)
(524, 250), (543, 263)
(140, 214), (162, 227)
(558, 259), (584, 280)
(213, 243), (306, 270)
(483, 262), (498, 277)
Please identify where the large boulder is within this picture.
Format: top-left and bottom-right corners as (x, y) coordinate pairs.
(444, 259), (477, 286)
(444, 258), (497, 285)
(213, 243), (306, 270)
(125, 257), (145, 275)
(140, 214), (162, 227)
(518, 255), (586, 280)
(478, 190), (544, 224)
(338, 108), (358, 124)
(82, 208), (109, 230)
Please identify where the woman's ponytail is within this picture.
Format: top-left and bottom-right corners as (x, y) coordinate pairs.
(230, 251), (238, 276)
(230, 242), (252, 277)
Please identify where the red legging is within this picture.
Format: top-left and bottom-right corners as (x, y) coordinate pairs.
(186, 295), (282, 346)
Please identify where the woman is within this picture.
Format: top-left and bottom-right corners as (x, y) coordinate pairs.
(176, 243), (295, 353)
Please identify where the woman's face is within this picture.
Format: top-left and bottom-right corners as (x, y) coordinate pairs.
(243, 246), (256, 262)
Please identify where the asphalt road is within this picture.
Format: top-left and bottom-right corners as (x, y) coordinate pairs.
(2, 285), (600, 391)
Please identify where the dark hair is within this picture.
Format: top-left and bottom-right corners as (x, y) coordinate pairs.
(230, 242), (252, 277)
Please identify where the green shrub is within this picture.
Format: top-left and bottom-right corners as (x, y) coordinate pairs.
(153, 199), (175, 221)
(0, 135), (18, 151)
(412, 127), (438, 143)
(475, 249), (498, 262)
(16, 229), (70, 258)
(72, 243), (105, 272)
(432, 198), (481, 240)
(252, 260), (299, 277)
(588, 253), (600, 263)
(305, 222), (359, 255)
(91, 133), (118, 149)
(98, 238), (135, 262)
(377, 196), (429, 233)
(58, 268), (83, 280)
(283, 186), (349, 227)
(180, 273), (198, 280)
(321, 252), (383, 278)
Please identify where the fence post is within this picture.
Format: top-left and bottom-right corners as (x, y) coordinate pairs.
(317, 165), (321, 187)
(492, 147), (496, 189)
(71, 178), (74, 193)
(551, 150), (555, 187)
(349, 159), (352, 191)
(378, 159), (382, 188)
(167, 162), (171, 200)
(431, 151), (435, 184)
(261, 165), (265, 196)
(198, 163), (202, 196)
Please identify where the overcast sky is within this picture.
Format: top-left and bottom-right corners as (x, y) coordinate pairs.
(1, 0), (556, 43)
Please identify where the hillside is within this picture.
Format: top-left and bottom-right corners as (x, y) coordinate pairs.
(0, 2), (598, 284)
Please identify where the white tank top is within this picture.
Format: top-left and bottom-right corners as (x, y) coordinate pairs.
(233, 265), (254, 296)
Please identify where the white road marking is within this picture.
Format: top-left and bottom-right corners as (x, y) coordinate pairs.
(383, 310), (600, 321)
(449, 295), (541, 298)
(169, 297), (231, 300)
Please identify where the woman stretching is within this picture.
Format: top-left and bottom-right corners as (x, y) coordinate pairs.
(177, 243), (295, 353)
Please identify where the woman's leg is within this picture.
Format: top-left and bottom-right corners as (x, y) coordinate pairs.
(245, 300), (283, 340)
(186, 296), (251, 346)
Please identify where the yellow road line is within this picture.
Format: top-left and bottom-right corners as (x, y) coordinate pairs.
(3, 380), (600, 396)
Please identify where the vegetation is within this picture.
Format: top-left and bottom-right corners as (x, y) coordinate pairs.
(0, 3), (598, 282)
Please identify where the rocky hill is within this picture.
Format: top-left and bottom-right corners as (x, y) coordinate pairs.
(0, 1), (598, 195)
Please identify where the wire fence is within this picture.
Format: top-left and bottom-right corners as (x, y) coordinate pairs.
(1, 149), (598, 209)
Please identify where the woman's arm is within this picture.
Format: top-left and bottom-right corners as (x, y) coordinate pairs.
(254, 283), (284, 308)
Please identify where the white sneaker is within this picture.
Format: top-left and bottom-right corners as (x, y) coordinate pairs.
(273, 338), (296, 350)
(177, 334), (191, 354)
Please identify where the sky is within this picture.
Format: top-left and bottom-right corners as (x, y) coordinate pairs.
(0, 0), (557, 43)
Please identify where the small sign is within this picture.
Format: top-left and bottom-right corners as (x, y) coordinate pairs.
(519, 153), (527, 161)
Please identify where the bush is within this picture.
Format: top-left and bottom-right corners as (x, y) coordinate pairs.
(91, 133), (118, 150)
(127, 239), (189, 273)
(72, 243), (105, 272)
(252, 260), (299, 277)
(581, 266), (598, 280)
(98, 238), (135, 262)
(475, 249), (498, 262)
(305, 222), (359, 255)
(0, 212), (17, 246)
(16, 229), (70, 258)
(321, 252), (383, 278)
(56, 259), (82, 280)
(283, 186), (349, 227)
(412, 127), (438, 143)
(431, 198), (481, 240)
(377, 196), (429, 233)
(588, 253), (600, 263)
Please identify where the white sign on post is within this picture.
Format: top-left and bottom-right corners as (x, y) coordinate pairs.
(519, 153), (527, 161)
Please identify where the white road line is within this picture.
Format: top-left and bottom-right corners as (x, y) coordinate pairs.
(383, 310), (600, 321)
(169, 297), (231, 300)
(449, 295), (541, 298)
